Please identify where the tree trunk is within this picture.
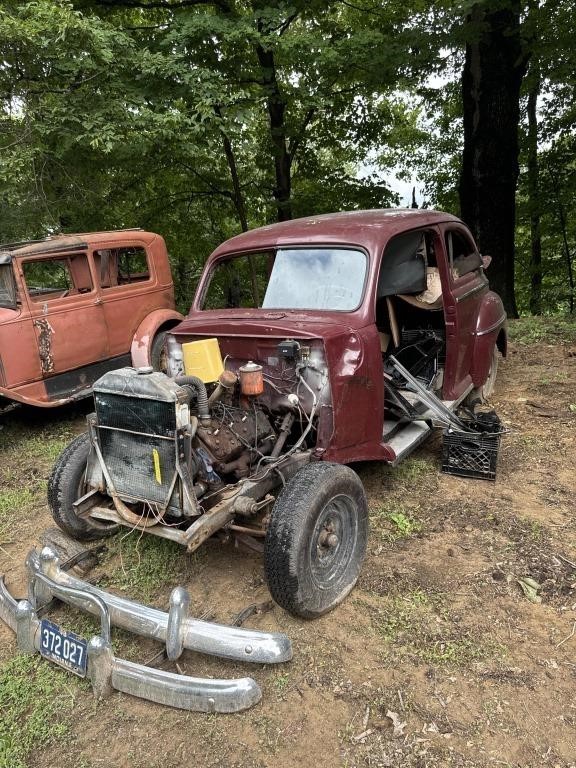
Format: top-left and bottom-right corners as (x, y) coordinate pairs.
(459, 1), (528, 317)
(554, 188), (575, 314)
(215, 105), (261, 304)
(255, 37), (292, 222)
(527, 69), (542, 315)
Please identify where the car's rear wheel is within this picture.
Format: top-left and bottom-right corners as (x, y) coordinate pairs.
(48, 433), (119, 542)
(480, 345), (499, 400)
(467, 344), (499, 407)
(264, 462), (368, 619)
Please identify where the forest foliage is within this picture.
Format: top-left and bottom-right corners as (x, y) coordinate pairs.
(0, 0), (574, 314)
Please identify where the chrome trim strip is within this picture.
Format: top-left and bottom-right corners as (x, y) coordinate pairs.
(476, 315), (507, 337)
(455, 279), (488, 303)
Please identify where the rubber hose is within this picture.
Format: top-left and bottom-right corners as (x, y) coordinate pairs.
(175, 375), (210, 422)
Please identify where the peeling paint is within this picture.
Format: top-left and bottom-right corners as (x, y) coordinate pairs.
(33, 318), (55, 374)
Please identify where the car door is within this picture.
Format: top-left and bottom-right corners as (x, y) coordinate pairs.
(439, 225), (487, 400)
(92, 242), (159, 356)
(20, 250), (110, 383)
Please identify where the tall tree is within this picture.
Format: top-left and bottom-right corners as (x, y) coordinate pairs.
(459, 1), (529, 316)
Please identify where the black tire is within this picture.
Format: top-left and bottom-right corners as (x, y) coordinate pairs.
(150, 330), (168, 373)
(48, 433), (119, 542)
(264, 462), (368, 619)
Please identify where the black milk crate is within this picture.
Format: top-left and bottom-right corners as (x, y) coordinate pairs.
(441, 416), (502, 481)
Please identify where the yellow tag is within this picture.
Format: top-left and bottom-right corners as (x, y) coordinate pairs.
(152, 448), (162, 484)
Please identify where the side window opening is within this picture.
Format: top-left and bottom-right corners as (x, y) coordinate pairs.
(22, 253), (92, 302)
(375, 230), (446, 401)
(445, 231), (482, 279)
(94, 247), (150, 289)
(376, 231), (427, 299)
(375, 230), (443, 337)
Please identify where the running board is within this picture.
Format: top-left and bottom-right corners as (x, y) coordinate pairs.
(387, 421), (432, 466)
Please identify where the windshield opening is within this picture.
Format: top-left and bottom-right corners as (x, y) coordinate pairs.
(0, 263), (18, 309)
(202, 248), (367, 312)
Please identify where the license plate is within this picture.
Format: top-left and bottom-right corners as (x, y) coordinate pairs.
(39, 619), (88, 677)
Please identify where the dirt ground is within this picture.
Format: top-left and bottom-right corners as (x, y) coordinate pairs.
(1, 335), (575, 768)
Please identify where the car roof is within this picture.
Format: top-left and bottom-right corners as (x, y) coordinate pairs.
(3, 229), (156, 258)
(211, 209), (462, 258)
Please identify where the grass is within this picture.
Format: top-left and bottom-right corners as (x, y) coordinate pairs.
(272, 672), (291, 697)
(0, 419), (77, 535)
(0, 654), (85, 768)
(371, 504), (422, 542)
(392, 456), (437, 485)
(0, 483), (42, 541)
(372, 590), (503, 668)
(0, 487), (36, 518)
(508, 315), (576, 345)
(1, 420), (76, 461)
(101, 531), (202, 604)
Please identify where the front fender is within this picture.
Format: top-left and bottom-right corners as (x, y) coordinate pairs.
(130, 309), (184, 368)
(470, 291), (507, 387)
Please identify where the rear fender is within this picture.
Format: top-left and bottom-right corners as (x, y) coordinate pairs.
(130, 309), (184, 368)
(470, 292), (507, 387)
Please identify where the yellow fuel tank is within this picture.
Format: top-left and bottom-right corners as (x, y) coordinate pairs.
(182, 338), (224, 383)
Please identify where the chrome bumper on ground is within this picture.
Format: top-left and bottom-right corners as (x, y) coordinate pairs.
(0, 546), (292, 713)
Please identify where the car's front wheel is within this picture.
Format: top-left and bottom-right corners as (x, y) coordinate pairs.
(264, 462), (368, 619)
(48, 433), (119, 542)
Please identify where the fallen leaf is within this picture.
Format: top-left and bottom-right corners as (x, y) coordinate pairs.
(517, 576), (542, 603)
(386, 709), (407, 737)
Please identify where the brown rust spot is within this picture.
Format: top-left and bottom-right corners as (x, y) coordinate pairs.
(33, 318), (55, 374)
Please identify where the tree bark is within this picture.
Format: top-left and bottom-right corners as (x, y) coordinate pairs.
(214, 105), (262, 304)
(527, 68), (542, 315)
(553, 184), (575, 313)
(459, 1), (528, 317)
(255, 35), (292, 222)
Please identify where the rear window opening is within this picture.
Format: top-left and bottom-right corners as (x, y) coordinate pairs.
(94, 247), (150, 288)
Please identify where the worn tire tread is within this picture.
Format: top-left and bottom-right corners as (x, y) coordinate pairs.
(48, 433), (117, 542)
(264, 462), (368, 619)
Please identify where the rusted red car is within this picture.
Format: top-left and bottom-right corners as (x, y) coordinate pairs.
(48, 210), (507, 619)
(0, 230), (183, 409)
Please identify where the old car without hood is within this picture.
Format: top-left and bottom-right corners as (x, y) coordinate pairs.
(44, 209), (507, 620)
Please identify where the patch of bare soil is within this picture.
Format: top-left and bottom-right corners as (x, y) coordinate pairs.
(1, 343), (576, 768)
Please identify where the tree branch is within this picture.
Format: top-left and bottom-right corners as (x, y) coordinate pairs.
(288, 107), (316, 163)
(95, 0), (227, 10)
(276, 11), (300, 36)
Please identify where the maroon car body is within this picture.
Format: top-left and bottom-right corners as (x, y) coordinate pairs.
(172, 209), (507, 464)
(0, 230), (183, 408)
(46, 209), (507, 620)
